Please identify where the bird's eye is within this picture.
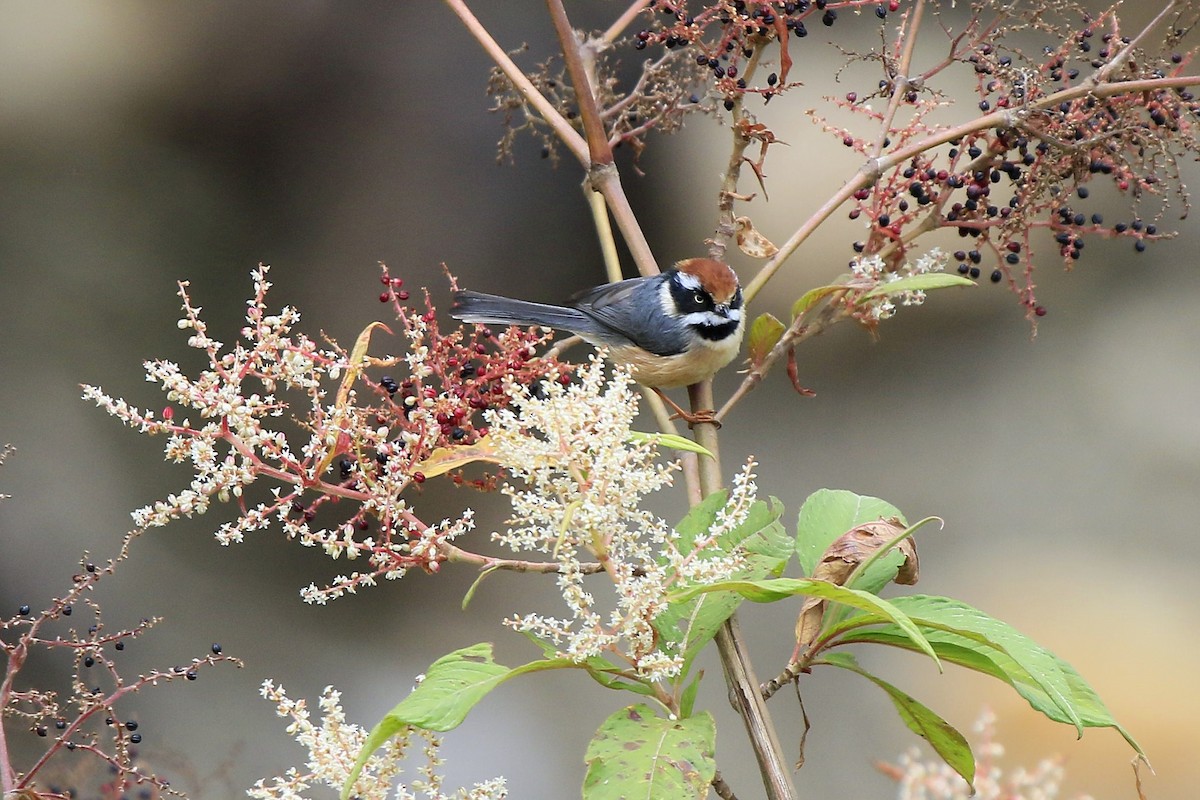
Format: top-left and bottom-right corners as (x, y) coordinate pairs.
(693, 292), (705, 305)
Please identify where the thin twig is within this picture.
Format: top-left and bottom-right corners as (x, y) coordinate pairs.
(717, 298), (848, 421)
(710, 46), (766, 262)
(443, 0), (587, 164)
(868, 0), (927, 158)
(602, 0), (652, 45)
(441, 542), (607, 574)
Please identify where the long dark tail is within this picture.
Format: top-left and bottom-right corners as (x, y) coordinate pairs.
(450, 290), (603, 337)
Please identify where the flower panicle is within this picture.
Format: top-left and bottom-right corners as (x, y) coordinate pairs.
(486, 358), (758, 680)
(81, 264), (566, 602)
(251, 680), (507, 800)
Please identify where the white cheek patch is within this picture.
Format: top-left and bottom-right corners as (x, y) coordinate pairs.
(682, 310), (734, 327)
(658, 281), (677, 317)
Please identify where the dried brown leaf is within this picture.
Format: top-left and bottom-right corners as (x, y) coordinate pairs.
(735, 216), (779, 259)
(794, 519), (919, 650)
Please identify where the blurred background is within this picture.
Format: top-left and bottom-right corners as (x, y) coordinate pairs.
(1, 2), (1196, 798)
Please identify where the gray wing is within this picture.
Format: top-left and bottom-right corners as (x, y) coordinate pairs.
(572, 277), (689, 357)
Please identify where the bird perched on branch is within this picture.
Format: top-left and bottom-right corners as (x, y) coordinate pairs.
(450, 258), (744, 425)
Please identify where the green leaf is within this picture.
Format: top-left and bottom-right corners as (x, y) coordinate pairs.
(461, 565), (501, 610)
(583, 705), (716, 800)
(670, 578), (939, 668)
(679, 671), (703, 719)
(822, 652), (975, 788)
(748, 312), (786, 365)
(517, 630), (656, 697)
(343, 644), (574, 798)
(833, 595), (1127, 743)
(796, 489), (907, 594)
(835, 622), (1141, 754)
(792, 284), (845, 318)
(655, 494), (791, 679)
(628, 430), (714, 458)
(860, 272), (975, 299)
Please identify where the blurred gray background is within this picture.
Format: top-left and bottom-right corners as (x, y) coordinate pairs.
(1, 3), (1196, 798)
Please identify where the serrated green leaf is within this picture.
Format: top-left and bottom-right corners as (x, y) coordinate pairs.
(796, 489), (907, 594)
(748, 312), (786, 365)
(655, 494), (790, 679)
(823, 652), (975, 787)
(628, 430), (714, 458)
(343, 644), (573, 798)
(583, 705), (716, 800)
(860, 272), (975, 300)
(671, 578), (939, 668)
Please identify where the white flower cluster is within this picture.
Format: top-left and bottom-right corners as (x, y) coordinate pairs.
(851, 247), (948, 320)
(250, 680), (507, 800)
(81, 266), (482, 602)
(81, 266), (343, 533)
(485, 357), (753, 680)
(888, 709), (1092, 800)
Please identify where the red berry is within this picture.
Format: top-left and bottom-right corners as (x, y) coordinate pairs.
(379, 291), (391, 302)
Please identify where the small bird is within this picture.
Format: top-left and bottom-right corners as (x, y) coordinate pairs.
(450, 258), (744, 423)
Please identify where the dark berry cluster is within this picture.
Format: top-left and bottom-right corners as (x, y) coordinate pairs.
(284, 267), (570, 548)
(635, 1), (899, 107)
(1, 555), (238, 799)
(375, 264), (568, 470)
(830, 4), (1198, 318)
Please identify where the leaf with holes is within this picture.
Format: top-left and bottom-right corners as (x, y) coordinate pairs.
(583, 705), (716, 800)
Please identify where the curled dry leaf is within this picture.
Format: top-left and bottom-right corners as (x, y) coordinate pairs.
(786, 348), (816, 397)
(735, 216), (779, 258)
(794, 519), (918, 650)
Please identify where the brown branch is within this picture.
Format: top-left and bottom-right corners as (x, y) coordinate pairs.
(546, 0), (611, 168)
(1086, 0), (1178, 87)
(716, 615), (798, 800)
(545, 0), (658, 276)
(591, 165), (660, 277)
(687, 380), (799, 800)
(710, 46), (767, 262)
(717, 297), (849, 421)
